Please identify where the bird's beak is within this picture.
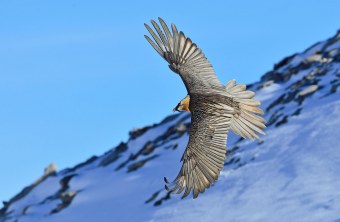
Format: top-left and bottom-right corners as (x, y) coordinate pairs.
(173, 103), (181, 112)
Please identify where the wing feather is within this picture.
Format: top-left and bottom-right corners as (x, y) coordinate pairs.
(144, 35), (163, 58)
(144, 18), (267, 199)
(144, 23), (165, 51)
(145, 18), (224, 94)
(158, 17), (173, 50)
(165, 97), (231, 199)
(151, 20), (168, 49)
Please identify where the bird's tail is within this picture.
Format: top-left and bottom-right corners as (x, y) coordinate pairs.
(225, 80), (266, 139)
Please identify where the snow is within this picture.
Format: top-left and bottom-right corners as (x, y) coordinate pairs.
(6, 176), (61, 219)
(127, 115), (182, 153)
(255, 83), (281, 101)
(150, 98), (340, 222)
(325, 39), (340, 52)
(5, 82), (339, 222)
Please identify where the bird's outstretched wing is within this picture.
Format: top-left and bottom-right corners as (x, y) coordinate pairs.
(165, 95), (233, 198)
(144, 18), (224, 94)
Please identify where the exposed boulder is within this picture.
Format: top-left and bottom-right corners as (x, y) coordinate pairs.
(99, 142), (128, 167)
(297, 85), (319, 97)
(50, 191), (77, 214)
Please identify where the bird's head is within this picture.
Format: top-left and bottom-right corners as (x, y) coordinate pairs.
(173, 95), (190, 112)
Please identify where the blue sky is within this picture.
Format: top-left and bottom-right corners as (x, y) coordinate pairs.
(0, 0), (339, 202)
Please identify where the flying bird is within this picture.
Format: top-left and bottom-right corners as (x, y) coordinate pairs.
(144, 18), (266, 199)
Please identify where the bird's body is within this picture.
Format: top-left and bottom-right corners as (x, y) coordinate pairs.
(145, 18), (266, 199)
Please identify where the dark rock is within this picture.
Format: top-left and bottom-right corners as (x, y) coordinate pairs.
(235, 137), (244, 144)
(291, 108), (302, 116)
(140, 142), (155, 155)
(128, 114), (181, 141)
(0, 163), (59, 219)
(159, 113), (181, 125)
(246, 83), (255, 89)
(152, 115), (191, 146)
(234, 162), (247, 170)
(153, 191), (172, 206)
(274, 54), (297, 70)
(60, 174), (77, 192)
(225, 146), (241, 166)
(267, 111), (284, 127)
(261, 71), (284, 83)
(257, 139), (264, 145)
(289, 63), (311, 79)
(127, 154), (159, 173)
(50, 191), (77, 214)
(331, 83), (340, 94)
(129, 126), (154, 140)
(333, 53), (340, 62)
(266, 94), (285, 112)
(330, 79), (338, 84)
(0, 163), (57, 213)
(164, 144), (178, 150)
(145, 190), (162, 204)
(262, 80), (275, 88)
(115, 141), (156, 171)
(267, 90), (301, 112)
(226, 145), (240, 156)
(288, 75), (319, 90)
(115, 115), (189, 172)
(224, 157), (240, 166)
(100, 142), (128, 167)
(285, 91), (298, 103)
(275, 116), (288, 127)
(60, 192), (77, 204)
(0, 203), (8, 218)
(63, 156), (98, 173)
(115, 155), (133, 171)
(22, 206), (29, 215)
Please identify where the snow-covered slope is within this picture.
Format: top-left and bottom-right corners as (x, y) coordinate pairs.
(1, 30), (340, 222)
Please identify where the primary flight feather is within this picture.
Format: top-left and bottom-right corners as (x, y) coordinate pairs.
(144, 18), (266, 199)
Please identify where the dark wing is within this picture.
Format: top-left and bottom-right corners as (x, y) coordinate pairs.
(144, 17), (224, 94)
(165, 99), (232, 199)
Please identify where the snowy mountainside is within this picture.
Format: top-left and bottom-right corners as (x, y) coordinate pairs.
(1, 30), (340, 222)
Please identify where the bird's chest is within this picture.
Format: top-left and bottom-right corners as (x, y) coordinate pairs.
(189, 94), (216, 113)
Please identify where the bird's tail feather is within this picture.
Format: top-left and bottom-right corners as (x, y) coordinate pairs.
(226, 80), (266, 139)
